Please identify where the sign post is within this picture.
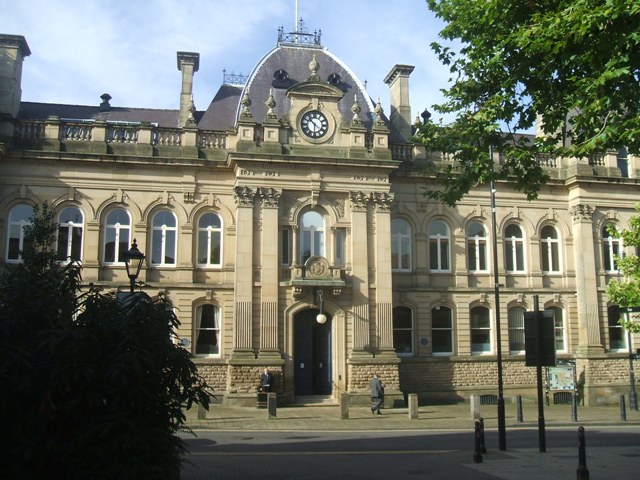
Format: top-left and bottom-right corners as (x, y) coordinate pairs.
(524, 294), (556, 452)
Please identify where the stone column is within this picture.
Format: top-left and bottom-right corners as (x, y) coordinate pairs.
(372, 192), (395, 356)
(258, 187), (281, 358)
(349, 191), (371, 355)
(569, 204), (604, 354)
(232, 186), (256, 358)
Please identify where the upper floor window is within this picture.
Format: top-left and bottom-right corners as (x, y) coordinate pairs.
(432, 306), (453, 355)
(57, 206), (84, 262)
(104, 208), (131, 263)
(540, 225), (561, 273)
(393, 306), (413, 355)
(195, 304), (221, 356)
(391, 218), (412, 271)
(508, 306), (526, 354)
(467, 222), (488, 272)
(300, 210), (325, 264)
(504, 224), (525, 272)
(6, 204), (34, 262)
(607, 305), (627, 352)
(281, 227), (292, 266)
(602, 225), (623, 273)
(197, 213), (222, 267)
(470, 306), (492, 354)
(334, 228), (346, 267)
(429, 220), (450, 272)
(151, 210), (177, 266)
(545, 306), (566, 353)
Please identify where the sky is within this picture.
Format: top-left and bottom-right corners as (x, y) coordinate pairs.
(1, 0), (452, 123)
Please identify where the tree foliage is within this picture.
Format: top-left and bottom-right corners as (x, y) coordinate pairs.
(417, 0), (640, 205)
(606, 204), (640, 332)
(0, 203), (211, 479)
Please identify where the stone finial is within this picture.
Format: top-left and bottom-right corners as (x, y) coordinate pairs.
(309, 54), (318, 76)
(240, 88), (253, 119)
(374, 98), (384, 124)
(351, 94), (362, 125)
(265, 88), (277, 119)
(187, 95), (197, 125)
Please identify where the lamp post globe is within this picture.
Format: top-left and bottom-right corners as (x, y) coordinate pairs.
(123, 238), (145, 292)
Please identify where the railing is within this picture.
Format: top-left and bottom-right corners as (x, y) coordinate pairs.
(198, 130), (227, 149)
(14, 120), (44, 145)
(589, 153), (605, 166)
(391, 144), (413, 161)
(154, 128), (182, 146)
(107, 125), (138, 144)
(535, 154), (557, 168)
(63, 122), (93, 141)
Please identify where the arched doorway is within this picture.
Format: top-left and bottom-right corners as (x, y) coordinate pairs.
(293, 308), (332, 396)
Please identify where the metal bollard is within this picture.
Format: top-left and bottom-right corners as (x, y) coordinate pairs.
(473, 421), (483, 463)
(516, 395), (523, 423)
(576, 426), (589, 480)
(479, 417), (487, 454)
(571, 393), (578, 422)
(620, 395), (627, 421)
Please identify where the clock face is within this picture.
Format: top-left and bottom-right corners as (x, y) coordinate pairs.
(300, 110), (329, 139)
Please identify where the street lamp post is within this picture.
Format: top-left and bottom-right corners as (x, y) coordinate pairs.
(490, 145), (507, 451)
(123, 239), (145, 293)
(627, 308), (638, 411)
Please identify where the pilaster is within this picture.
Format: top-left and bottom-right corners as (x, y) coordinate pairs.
(569, 204), (605, 355)
(232, 186), (256, 359)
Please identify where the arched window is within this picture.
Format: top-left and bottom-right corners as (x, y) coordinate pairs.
(197, 213), (222, 267)
(299, 210), (325, 264)
(104, 208), (131, 263)
(195, 304), (221, 356)
(508, 306), (526, 354)
(540, 225), (561, 273)
(607, 305), (626, 351)
(545, 306), (566, 352)
(57, 207), (84, 262)
(429, 220), (450, 272)
(393, 306), (413, 355)
(151, 210), (177, 266)
(467, 222), (488, 272)
(431, 306), (453, 355)
(504, 224), (525, 272)
(6, 204), (34, 262)
(391, 218), (412, 271)
(602, 225), (623, 273)
(470, 306), (491, 354)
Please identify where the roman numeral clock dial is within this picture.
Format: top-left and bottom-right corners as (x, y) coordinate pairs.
(300, 110), (329, 139)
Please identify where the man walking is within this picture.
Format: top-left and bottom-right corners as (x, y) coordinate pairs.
(370, 373), (383, 415)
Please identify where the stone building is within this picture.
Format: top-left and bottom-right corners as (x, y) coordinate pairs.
(1, 27), (638, 407)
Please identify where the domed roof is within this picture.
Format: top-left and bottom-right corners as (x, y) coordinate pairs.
(199, 36), (380, 132)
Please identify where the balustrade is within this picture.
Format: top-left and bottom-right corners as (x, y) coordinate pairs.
(63, 123), (93, 141)
(14, 120), (44, 145)
(154, 128), (182, 146)
(198, 130), (227, 149)
(107, 125), (138, 144)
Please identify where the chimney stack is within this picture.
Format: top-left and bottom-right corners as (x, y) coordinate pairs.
(0, 34), (31, 119)
(384, 64), (414, 142)
(177, 51), (200, 127)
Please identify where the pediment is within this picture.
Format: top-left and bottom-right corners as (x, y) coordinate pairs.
(286, 80), (345, 100)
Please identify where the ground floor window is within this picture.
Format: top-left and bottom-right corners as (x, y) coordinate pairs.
(195, 304), (220, 356)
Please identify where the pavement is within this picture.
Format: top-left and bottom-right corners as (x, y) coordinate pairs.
(182, 399), (640, 479)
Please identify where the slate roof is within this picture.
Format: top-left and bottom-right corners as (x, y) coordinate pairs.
(18, 102), (181, 128)
(199, 42), (404, 142)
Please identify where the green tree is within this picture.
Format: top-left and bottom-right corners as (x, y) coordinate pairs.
(0, 203), (211, 479)
(418, 0), (640, 205)
(606, 204), (640, 332)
